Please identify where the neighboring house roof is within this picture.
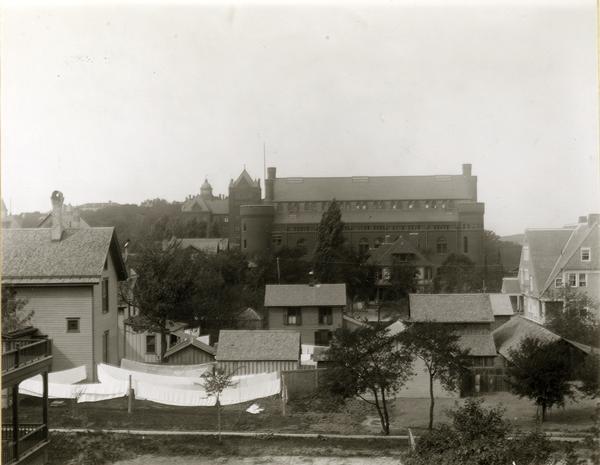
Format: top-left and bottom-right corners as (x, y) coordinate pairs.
(523, 228), (575, 297)
(492, 315), (562, 360)
(163, 337), (216, 359)
(408, 294), (495, 323)
(274, 209), (460, 225)
(165, 237), (229, 254)
(264, 284), (347, 307)
(489, 293), (514, 316)
(216, 330), (300, 361)
(501, 277), (520, 295)
(205, 199), (229, 215)
(37, 205), (90, 229)
(238, 308), (263, 321)
(2, 227), (127, 284)
(456, 333), (497, 357)
(367, 236), (433, 267)
(271, 175), (476, 202)
(231, 169), (260, 188)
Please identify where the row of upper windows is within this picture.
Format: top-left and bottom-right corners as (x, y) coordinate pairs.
(277, 199), (458, 213)
(277, 224), (474, 232)
(284, 307), (335, 326)
(555, 273), (588, 288)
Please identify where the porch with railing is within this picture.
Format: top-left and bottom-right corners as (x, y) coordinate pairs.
(1, 424), (48, 464)
(1, 339), (52, 374)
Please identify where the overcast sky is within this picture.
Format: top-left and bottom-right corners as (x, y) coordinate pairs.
(1, 0), (598, 235)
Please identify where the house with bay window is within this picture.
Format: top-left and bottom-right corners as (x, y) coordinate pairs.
(516, 214), (599, 324)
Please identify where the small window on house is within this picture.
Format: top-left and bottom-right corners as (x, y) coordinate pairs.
(169, 334), (179, 347)
(224, 217), (229, 223)
(104, 259), (108, 270)
(463, 236), (469, 254)
(286, 308), (301, 325)
(66, 318), (80, 333)
(272, 234), (282, 246)
(568, 273), (577, 287)
(146, 335), (156, 354)
(436, 237), (447, 254)
(314, 330), (332, 346)
(243, 239), (247, 249)
(103, 330), (109, 363)
(581, 248), (591, 262)
(579, 273), (587, 287)
(555, 276), (563, 288)
(102, 278), (109, 313)
(318, 307), (333, 325)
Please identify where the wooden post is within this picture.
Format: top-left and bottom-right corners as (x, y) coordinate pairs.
(12, 384), (19, 460)
(42, 371), (49, 440)
(127, 374), (133, 414)
(281, 373), (286, 417)
(314, 369), (319, 390)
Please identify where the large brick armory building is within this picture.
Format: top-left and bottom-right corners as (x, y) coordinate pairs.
(181, 163), (485, 265)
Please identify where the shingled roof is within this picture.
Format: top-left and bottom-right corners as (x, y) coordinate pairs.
(163, 337), (216, 360)
(493, 315), (561, 360)
(456, 333), (497, 357)
(2, 227), (127, 284)
(408, 294), (495, 323)
(272, 175), (477, 202)
(264, 284), (347, 307)
(216, 330), (300, 361)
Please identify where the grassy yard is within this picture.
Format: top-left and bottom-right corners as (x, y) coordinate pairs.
(10, 390), (598, 437)
(47, 432), (406, 465)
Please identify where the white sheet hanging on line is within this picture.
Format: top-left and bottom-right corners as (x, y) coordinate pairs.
(19, 378), (78, 399)
(48, 365), (87, 384)
(134, 381), (214, 407)
(98, 363), (202, 386)
(219, 371), (280, 405)
(120, 359), (215, 377)
(76, 381), (129, 403)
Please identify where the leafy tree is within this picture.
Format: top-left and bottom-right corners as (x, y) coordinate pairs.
(127, 241), (201, 360)
(313, 199), (345, 283)
(1, 286), (33, 333)
(400, 322), (471, 430)
(202, 367), (236, 443)
(324, 324), (414, 435)
(380, 256), (419, 302)
(506, 337), (575, 422)
(545, 287), (599, 348)
(481, 230), (507, 292)
(434, 254), (481, 292)
(406, 398), (555, 465)
(575, 353), (600, 398)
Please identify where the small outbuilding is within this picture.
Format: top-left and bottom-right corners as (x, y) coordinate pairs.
(162, 337), (216, 365)
(216, 330), (300, 375)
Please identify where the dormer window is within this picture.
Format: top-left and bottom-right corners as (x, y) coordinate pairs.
(581, 247), (591, 262)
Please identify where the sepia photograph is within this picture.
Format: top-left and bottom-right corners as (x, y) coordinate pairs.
(1, 0), (599, 463)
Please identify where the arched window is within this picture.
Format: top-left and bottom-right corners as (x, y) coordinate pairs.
(436, 237), (448, 254)
(359, 237), (369, 255)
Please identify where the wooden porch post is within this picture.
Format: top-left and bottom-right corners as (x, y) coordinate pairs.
(42, 371), (49, 439)
(12, 384), (19, 460)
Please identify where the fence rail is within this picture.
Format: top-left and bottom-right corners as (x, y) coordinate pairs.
(1, 339), (51, 373)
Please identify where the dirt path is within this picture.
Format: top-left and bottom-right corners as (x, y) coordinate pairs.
(112, 456), (401, 465)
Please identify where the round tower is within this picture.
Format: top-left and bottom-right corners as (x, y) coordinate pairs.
(240, 205), (275, 257)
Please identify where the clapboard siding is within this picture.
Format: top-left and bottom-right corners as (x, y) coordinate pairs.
(123, 327), (165, 363)
(92, 251), (121, 376)
(165, 345), (215, 365)
(267, 307), (343, 344)
(14, 286), (94, 377)
(217, 360), (299, 376)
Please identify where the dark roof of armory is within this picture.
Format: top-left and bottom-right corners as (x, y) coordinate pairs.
(264, 284), (347, 307)
(2, 227), (127, 284)
(272, 175), (476, 202)
(216, 330), (300, 361)
(408, 294), (495, 323)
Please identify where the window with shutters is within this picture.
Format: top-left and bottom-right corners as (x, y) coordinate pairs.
(318, 307), (333, 325)
(286, 308), (301, 325)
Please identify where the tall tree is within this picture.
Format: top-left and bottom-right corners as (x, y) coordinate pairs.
(380, 256), (419, 302)
(1, 286), (33, 333)
(433, 253), (480, 293)
(325, 324), (414, 435)
(127, 241), (201, 360)
(313, 199), (345, 283)
(400, 322), (471, 430)
(481, 230), (507, 292)
(506, 337), (575, 422)
(545, 287), (599, 348)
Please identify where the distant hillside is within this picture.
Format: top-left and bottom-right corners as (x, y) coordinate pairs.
(500, 234), (524, 246)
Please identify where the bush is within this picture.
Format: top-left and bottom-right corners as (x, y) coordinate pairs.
(405, 399), (556, 465)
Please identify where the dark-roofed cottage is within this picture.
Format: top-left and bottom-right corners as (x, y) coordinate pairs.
(162, 336), (216, 365)
(264, 283), (347, 345)
(1, 191), (127, 380)
(215, 330), (300, 375)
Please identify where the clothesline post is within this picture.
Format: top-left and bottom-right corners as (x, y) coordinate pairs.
(281, 372), (287, 417)
(127, 374), (133, 414)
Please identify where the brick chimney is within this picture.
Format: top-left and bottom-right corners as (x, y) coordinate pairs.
(462, 163), (472, 176)
(265, 166), (276, 202)
(50, 190), (64, 241)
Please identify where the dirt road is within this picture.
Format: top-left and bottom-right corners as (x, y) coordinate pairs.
(113, 456), (400, 465)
